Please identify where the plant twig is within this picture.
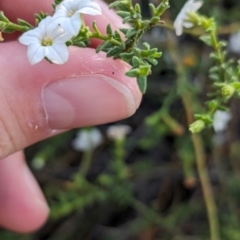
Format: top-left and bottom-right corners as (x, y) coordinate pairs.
(165, 30), (220, 240)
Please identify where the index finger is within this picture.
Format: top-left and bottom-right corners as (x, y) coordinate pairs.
(0, 0), (124, 45)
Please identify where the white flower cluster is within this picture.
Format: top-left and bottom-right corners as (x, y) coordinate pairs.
(19, 0), (102, 65)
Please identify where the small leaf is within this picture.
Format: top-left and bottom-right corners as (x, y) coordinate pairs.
(107, 47), (120, 57)
(147, 57), (158, 66)
(135, 4), (141, 14)
(116, 11), (131, 18)
(139, 65), (151, 76)
(137, 76), (147, 93)
(123, 16), (133, 24)
(151, 16), (160, 24)
(126, 28), (139, 38)
(114, 31), (122, 42)
(126, 68), (139, 77)
(149, 3), (156, 15)
(0, 11), (9, 23)
(199, 35), (213, 46)
(132, 56), (141, 67)
(209, 66), (219, 73)
(17, 19), (33, 28)
(106, 24), (112, 36)
(109, 1), (121, 9)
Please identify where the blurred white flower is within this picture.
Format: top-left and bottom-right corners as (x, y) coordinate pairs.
(53, 0), (102, 36)
(72, 128), (103, 151)
(213, 110), (231, 132)
(228, 31), (240, 54)
(19, 16), (72, 64)
(107, 124), (132, 140)
(174, 0), (203, 36)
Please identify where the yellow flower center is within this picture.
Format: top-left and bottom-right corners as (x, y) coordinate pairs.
(42, 36), (53, 46)
(68, 10), (75, 17)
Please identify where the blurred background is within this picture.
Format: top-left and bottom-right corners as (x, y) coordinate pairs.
(2, 0), (240, 239)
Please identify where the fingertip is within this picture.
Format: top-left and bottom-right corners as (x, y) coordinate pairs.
(0, 152), (49, 233)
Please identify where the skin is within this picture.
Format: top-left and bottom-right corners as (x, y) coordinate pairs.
(0, 0), (142, 233)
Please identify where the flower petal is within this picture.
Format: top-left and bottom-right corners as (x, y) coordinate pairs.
(27, 44), (45, 65)
(38, 16), (58, 34)
(45, 44), (69, 64)
(55, 14), (81, 36)
(19, 28), (42, 45)
(76, 1), (102, 15)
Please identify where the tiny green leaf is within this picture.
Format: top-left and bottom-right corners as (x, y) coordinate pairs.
(137, 76), (147, 93)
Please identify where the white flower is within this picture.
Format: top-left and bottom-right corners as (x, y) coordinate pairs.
(19, 16), (72, 65)
(107, 124), (132, 140)
(72, 128), (103, 151)
(174, 0), (203, 36)
(53, 0), (102, 36)
(213, 110), (231, 133)
(228, 31), (240, 54)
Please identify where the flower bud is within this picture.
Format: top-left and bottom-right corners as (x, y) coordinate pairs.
(221, 84), (235, 97)
(189, 120), (205, 133)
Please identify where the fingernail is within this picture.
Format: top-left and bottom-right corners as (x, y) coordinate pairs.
(24, 165), (49, 213)
(42, 74), (136, 129)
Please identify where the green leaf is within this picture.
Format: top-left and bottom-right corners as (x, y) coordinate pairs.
(132, 56), (141, 67)
(114, 31), (122, 42)
(139, 65), (151, 76)
(209, 73), (220, 81)
(116, 11), (131, 18)
(199, 35), (213, 46)
(109, 1), (121, 9)
(17, 19), (33, 28)
(209, 52), (220, 61)
(125, 28), (139, 38)
(135, 4), (141, 14)
(0, 11), (9, 23)
(137, 76), (147, 93)
(209, 66), (219, 73)
(126, 68), (139, 77)
(73, 41), (87, 47)
(150, 16), (160, 24)
(152, 51), (162, 58)
(120, 52), (133, 60)
(147, 57), (158, 66)
(122, 16), (133, 24)
(119, 28), (128, 34)
(106, 24), (112, 36)
(107, 47), (120, 57)
(149, 3), (156, 15)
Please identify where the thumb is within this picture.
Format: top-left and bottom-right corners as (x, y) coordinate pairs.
(0, 42), (142, 159)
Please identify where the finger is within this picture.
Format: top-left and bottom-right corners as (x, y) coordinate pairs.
(0, 42), (142, 159)
(0, 151), (49, 232)
(1, 0), (124, 45)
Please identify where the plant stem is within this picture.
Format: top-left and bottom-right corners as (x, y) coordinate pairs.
(166, 30), (220, 240)
(79, 150), (93, 177)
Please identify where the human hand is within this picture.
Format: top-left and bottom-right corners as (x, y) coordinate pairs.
(0, 0), (142, 232)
